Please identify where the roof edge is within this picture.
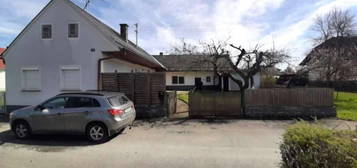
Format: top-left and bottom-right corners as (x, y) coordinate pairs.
(2, 0), (55, 57)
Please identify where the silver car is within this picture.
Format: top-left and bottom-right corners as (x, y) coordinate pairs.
(9, 92), (136, 143)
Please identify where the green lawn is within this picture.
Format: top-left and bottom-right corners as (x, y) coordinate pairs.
(177, 91), (189, 104)
(334, 92), (357, 121)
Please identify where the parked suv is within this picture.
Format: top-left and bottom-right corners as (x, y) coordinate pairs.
(9, 92), (136, 143)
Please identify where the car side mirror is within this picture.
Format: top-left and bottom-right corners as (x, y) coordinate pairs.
(35, 105), (45, 111)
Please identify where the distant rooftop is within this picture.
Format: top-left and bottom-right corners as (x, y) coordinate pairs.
(153, 54), (232, 72)
(0, 48), (5, 70)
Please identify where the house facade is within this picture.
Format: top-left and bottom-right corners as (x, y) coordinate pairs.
(0, 48), (5, 91)
(154, 54), (260, 91)
(2, 0), (164, 112)
(300, 36), (357, 81)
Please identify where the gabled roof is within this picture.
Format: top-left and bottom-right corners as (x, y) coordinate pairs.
(2, 0), (165, 70)
(153, 54), (232, 72)
(0, 48), (5, 70)
(300, 36), (357, 66)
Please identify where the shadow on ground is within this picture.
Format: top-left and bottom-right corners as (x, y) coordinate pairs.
(0, 128), (122, 152)
(133, 118), (236, 128)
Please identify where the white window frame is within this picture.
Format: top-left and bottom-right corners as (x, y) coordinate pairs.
(21, 67), (41, 91)
(68, 22), (80, 39)
(60, 65), (81, 91)
(206, 76), (211, 83)
(172, 76), (185, 85)
(41, 23), (53, 40)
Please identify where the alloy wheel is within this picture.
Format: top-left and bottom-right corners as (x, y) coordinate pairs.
(15, 123), (29, 138)
(89, 125), (105, 141)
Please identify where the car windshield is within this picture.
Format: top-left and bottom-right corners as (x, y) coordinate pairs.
(107, 95), (129, 107)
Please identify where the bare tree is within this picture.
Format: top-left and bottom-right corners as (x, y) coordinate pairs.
(313, 8), (356, 44)
(169, 39), (199, 55)
(172, 40), (289, 114)
(308, 8), (357, 84)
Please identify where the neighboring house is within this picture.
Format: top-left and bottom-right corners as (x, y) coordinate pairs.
(153, 54), (260, 91)
(2, 0), (165, 112)
(0, 48), (5, 91)
(300, 36), (357, 81)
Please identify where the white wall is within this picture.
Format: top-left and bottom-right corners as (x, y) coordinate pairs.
(4, 0), (127, 106)
(0, 71), (5, 91)
(165, 71), (216, 86)
(102, 59), (154, 73)
(229, 72), (261, 91)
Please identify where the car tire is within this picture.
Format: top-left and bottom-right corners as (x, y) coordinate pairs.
(13, 121), (31, 139)
(86, 123), (108, 143)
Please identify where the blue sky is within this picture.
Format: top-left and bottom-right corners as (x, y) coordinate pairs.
(1, 0), (357, 66)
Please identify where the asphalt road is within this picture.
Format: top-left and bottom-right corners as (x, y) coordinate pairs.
(0, 119), (355, 168)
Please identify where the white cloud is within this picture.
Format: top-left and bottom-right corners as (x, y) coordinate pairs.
(0, 0), (47, 37)
(262, 0), (357, 65)
(2, 0), (357, 66)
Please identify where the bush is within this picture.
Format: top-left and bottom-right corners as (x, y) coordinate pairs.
(261, 75), (277, 88)
(280, 122), (357, 168)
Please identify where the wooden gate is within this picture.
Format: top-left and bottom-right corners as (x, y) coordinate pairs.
(101, 72), (166, 105)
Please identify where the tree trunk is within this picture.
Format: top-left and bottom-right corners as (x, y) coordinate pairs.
(241, 88), (246, 117)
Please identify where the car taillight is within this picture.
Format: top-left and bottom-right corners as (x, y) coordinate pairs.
(108, 109), (124, 116)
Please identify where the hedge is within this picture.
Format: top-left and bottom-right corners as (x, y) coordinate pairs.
(280, 122), (357, 168)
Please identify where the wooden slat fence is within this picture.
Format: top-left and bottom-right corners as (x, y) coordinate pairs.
(189, 92), (241, 117)
(246, 88), (334, 107)
(101, 72), (166, 105)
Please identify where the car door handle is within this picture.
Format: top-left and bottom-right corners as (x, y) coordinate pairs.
(85, 111), (89, 115)
(57, 113), (62, 116)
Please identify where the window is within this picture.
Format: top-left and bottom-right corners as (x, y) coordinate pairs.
(172, 76), (184, 84)
(108, 96), (129, 106)
(42, 97), (67, 109)
(179, 77), (184, 84)
(172, 76), (178, 84)
(60, 66), (80, 90)
(66, 97), (100, 108)
(21, 67), (41, 91)
(206, 76), (211, 83)
(42, 24), (52, 39)
(68, 23), (79, 38)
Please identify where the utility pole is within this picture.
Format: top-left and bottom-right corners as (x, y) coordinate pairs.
(134, 23), (138, 46)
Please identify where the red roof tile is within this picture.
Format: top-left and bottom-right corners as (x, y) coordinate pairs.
(0, 48), (5, 70)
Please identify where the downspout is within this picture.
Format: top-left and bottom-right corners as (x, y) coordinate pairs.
(97, 57), (117, 90)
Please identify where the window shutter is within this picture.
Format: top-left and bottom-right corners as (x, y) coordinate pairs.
(61, 66), (80, 90)
(22, 68), (41, 90)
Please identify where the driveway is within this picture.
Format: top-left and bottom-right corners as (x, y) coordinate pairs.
(0, 119), (355, 168)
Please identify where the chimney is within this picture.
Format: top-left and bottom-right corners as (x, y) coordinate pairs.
(120, 24), (128, 41)
(159, 52), (163, 56)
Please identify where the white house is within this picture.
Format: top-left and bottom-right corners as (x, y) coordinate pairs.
(2, 0), (165, 112)
(153, 54), (260, 91)
(0, 48), (5, 91)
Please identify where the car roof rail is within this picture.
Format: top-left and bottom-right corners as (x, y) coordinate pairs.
(57, 92), (104, 96)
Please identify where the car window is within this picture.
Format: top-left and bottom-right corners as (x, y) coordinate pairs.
(108, 95), (129, 106)
(42, 97), (67, 109)
(65, 97), (100, 108)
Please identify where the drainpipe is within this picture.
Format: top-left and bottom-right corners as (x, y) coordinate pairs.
(97, 57), (117, 90)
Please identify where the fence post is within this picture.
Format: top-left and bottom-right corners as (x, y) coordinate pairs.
(114, 70), (119, 91)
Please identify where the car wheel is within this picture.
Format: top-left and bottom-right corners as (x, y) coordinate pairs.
(13, 121), (31, 139)
(86, 123), (108, 143)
